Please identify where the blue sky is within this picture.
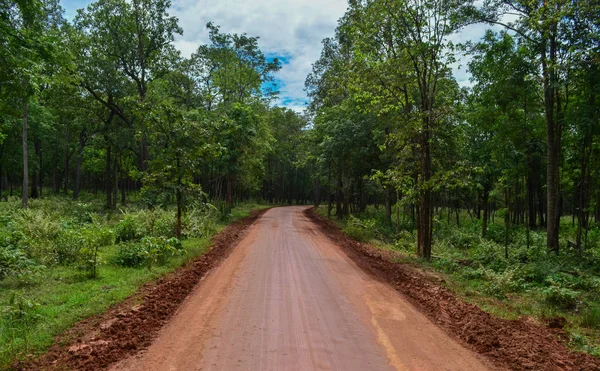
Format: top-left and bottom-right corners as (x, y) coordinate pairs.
(61, 0), (510, 113)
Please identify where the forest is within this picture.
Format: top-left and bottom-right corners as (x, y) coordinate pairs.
(1, 0), (600, 365)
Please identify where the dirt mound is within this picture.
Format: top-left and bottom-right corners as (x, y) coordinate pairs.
(13, 209), (269, 371)
(305, 208), (600, 371)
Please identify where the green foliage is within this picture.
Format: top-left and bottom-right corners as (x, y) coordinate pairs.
(114, 216), (139, 243)
(113, 242), (146, 267)
(182, 202), (219, 238)
(1, 293), (42, 329)
(343, 215), (378, 242)
(0, 247), (43, 281)
(581, 306), (600, 329)
(115, 237), (182, 269)
(542, 285), (580, 310)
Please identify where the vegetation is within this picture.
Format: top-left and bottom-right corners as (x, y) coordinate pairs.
(316, 205), (600, 356)
(1, 0), (600, 364)
(302, 0), (600, 358)
(0, 194), (268, 366)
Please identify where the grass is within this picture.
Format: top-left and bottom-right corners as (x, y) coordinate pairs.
(0, 196), (270, 367)
(316, 205), (600, 358)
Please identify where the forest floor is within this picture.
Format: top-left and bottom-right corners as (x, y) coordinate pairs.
(13, 206), (600, 370)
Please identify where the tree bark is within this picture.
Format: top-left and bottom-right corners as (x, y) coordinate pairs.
(22, 98), (29, 208)
(74, 130), (86, 200)
(105, 144), (112, 209)
(417, 123), (433, 260)
(542, 34), (561, 254)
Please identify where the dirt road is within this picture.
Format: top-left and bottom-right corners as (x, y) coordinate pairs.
(112, 206), (490, 371)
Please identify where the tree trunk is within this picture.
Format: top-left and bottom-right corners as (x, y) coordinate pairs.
(335, 174), (343, 219)
(113, 154), (118, 209)
(176, 156), (182, 240)
(22, 98), (29, 208)
(417, 123), (433, 260)
(384, 187), (392, 225)
(505, 188), (510, 259)
(105, 144), (112, 209)
(31, 137), (41, 198)
(74, 130), (86, 200)
(482, 189), (489, 238)
(542, 35), (561, 254)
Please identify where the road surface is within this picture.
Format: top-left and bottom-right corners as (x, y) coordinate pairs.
(112, 206), (490, 371)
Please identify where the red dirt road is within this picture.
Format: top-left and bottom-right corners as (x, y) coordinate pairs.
(112, 206), (491, 371)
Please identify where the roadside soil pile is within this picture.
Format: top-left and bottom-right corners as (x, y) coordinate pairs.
(13, 209), (269, 371)
(305, 208), (600, 371)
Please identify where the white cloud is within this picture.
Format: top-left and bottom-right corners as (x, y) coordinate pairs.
(169, 0), (349, 112)
(64, 0), (520, 109)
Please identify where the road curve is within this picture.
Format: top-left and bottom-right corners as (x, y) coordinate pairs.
(112, 206), (490, 371)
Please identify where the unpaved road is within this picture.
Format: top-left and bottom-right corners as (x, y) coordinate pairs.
(112, 206), (490, 371)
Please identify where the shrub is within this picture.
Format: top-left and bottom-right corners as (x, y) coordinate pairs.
(0, 247), (44, 281)
(54, 230), (85, 265)
(447, 229), (478, 250)
(114, 236), (183, 269)
(76, 228), (113, 278)
(53, 227), (112, 277)
(115, 216), (141, 243)
(183, 203), (219, 238)
(152, 211), (176, 238)
(481, 266), (528, 298)
(581, 306), (600, 329)
(114, 243), (146, 267)
(142, 236), (183, 269)
(343, 216), (377, 242)
(541, 285), (579, 309)
(0, 292), (43, 328)
(394, 230), (416, 251)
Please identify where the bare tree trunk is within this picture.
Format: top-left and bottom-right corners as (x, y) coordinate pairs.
(74, 130), (86, 200)
(22, 98), (29, 208)
(176, 156), (182, 239)
(384, 187), (392, 225)
(335, 174), (343, 219)
(542, 36), (561, 254)
(417, 123), (433, 260)
(105, 144), (112, 209)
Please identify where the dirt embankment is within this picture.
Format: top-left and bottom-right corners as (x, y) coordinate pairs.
(305, 208), (600, 371)
(13, 209), (269, 371)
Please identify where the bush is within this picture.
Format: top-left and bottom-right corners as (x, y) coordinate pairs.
(114, 236), (183, 269)
(343, 216), (377, 242)
(481, 266), (528, 298)
(77, 228), (113, 278)
(115, 216), (139, 243)
(54, 230), (85, 265)
(114, 243), (146, 267)
(53, 227), (112, 277)
(141, 236), (183, 269)
(581, 306), (600, 329)
(152, 211), (176, 238)
(183, 203), (218, 238)
(0, 292), (42, 328)
(542, 285), (580, 309)
(394, 230), (416, 251)
(0, 246), (43, 281)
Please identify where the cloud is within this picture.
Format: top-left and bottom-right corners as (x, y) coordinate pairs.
(169, 0), (348, 112)
(62, 0), (520, 110)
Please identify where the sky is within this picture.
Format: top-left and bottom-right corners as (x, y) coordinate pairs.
(61, 0), (507, 113)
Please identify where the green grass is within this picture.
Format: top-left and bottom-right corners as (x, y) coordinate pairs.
(0, 198), (270, 367)
(316, 205), (600, 358)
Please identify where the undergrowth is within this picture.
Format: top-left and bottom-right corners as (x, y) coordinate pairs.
(318, 205), (600, 357)
(0, 194), (269, 367)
